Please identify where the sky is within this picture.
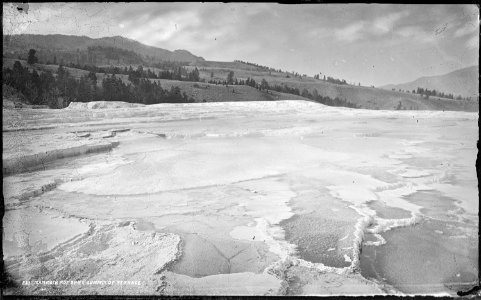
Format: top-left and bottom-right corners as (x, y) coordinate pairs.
(3, 3), (479, 86)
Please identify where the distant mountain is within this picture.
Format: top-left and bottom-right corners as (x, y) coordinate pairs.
(3, 34), (205, 63)
(381, 66), (479, 99)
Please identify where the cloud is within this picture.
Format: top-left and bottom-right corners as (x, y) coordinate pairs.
(396, 26), (436, 43)
(335, 21), (365, 42)
(307, 28), (331, 39)
(332, 10), (409, 43)
(371, 11), (409, 35)
(123, 9), (205, 48)
(118, 4), (265, 61)
(454, 22), (478, 37)
(466, 34), (479, 49)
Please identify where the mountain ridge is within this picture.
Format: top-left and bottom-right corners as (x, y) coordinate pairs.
(381, 66), (478, 99)
(3, 34), (205, 63)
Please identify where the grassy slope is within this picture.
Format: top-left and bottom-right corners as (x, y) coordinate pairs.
(191, 61), (479, 111)
(3, 58), (477, 111)
(148, 79), (310, 103)
(3, 58), (310, 104)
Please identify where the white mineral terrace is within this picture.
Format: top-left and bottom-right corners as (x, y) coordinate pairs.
(2, 100), (478, 295)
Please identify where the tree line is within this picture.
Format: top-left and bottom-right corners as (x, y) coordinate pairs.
(5, 49), (360, 109)
(390, 87), (471, 101)
(7, 45), (193, 68)
(9, 46), (145, 67)
(3, 59), (358, 109)
(413, 87), (470, 101)
(3, 58), (194, 108)
(208, 71), (359, 108)
(234, 60), (283, 73)
(63, 62), (201, 82)
(313, 73), (350, 85)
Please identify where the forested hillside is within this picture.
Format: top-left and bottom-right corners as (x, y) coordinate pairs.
(3, 34), (204, 66)
(2, 34), (478, 112)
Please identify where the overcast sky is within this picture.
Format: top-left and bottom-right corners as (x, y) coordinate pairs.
(3, 3), (479, 86)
